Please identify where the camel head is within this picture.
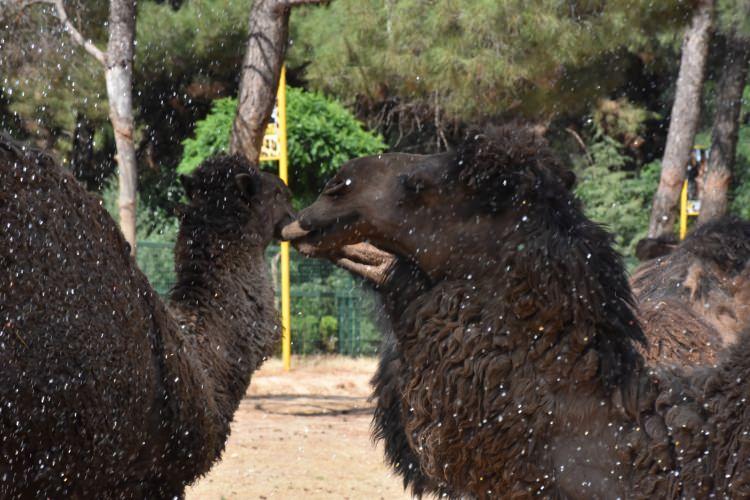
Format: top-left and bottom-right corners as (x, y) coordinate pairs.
(283, 124), (576, 280)
(179, 154), (294, 247)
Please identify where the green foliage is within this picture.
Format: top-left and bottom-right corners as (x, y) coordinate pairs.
(281, 251), (382, 356)
(285, 87), (386, 200)
(177, 89), (386, 202)
(319, 316), (339, 353)
(592, 98), (660, 140)
(136, 0), (250, 86)
(290, 0), (693, 120)
(575, 137), (660, 265)
(2, 0), (253, 209)
(177, 97), (235, 174)
(729, 123), (750, 219)
(717, 0), (750, 37)
(100, 177), (180, 241)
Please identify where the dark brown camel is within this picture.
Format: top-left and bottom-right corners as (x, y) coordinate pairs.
(0, 142), (293, 499)
(631, 216), (750, 364)
(285, 126), (750, 498)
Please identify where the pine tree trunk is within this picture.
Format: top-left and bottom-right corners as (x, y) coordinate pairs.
(230, 0), (291, 163)
(230, 0), (325, 163)
(105, 0), (138, 256)
(697, 36), (750, 225)
(647, 0), (714, 238)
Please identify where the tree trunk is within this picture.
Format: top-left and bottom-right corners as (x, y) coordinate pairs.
(647, 0), (714, 238)
(230, 0), (325, 163)
(105, 0), (138, 256)
(230, 0), (292, 163)
(697, 36), (750, 225)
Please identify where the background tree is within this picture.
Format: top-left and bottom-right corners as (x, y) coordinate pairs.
(648, 0), (715, 238)
(289, 0), (694, 150)
(230, 0), (326, 163)
(6, 0), (749, 261)
(16, 0), (139, 253)
(698, 0), (750, 224)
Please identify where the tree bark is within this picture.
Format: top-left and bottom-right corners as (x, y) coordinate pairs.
(230, 0), (325, 163)
(29, 0), (138, 255)
(647, 0), (714, 238)
(697, 36), (750, 225)
(105, 0), (138, 256)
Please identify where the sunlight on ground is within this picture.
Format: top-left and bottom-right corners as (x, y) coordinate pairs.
(186, 356), (412, 500)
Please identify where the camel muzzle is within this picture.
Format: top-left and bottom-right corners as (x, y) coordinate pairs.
(281, 220), (310, 241)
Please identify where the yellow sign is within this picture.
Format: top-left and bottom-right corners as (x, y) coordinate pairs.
(260, 108), (281, 161)
(262, 66), (292, 371)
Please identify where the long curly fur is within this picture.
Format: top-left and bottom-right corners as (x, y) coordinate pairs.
(369, 259), (442, 497)
(0, 146), (284, 498)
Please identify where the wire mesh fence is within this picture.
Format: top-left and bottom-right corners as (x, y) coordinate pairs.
(136, 241), (383, 356)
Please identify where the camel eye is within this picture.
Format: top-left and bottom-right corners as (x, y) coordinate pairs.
(323, 178), (349, 197)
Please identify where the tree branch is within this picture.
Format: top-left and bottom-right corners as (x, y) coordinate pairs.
(22, 0), (107, 66)
(565, 127), (593, 166)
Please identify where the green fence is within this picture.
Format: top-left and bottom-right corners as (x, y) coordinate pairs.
(136, 241), (382, 356)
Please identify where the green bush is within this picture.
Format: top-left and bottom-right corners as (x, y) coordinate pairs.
(575, 136), (660, 267)
(319, 315), (339, 353)
(730, 123), (750, 219)
(178, 98), (236, 175)
(178, 89), (386, 204)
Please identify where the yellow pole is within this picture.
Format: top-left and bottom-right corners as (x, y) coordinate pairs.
(278, 66), (292, 371)
(679, 179), (688, 240)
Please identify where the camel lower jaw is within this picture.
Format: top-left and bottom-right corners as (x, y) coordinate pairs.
(294, 241), (325, 257)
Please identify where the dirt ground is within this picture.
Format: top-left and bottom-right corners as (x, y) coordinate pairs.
(186, 356), (413, 500)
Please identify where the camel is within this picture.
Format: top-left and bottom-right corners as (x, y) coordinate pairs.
(635, 235), (677, 262)
(284, 125), (750, 498)
(631, 216), (750, 358)
(0, 141), (293, 498)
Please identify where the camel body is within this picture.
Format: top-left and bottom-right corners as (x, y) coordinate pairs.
(289, 125), (750, 498)
(632, 216), (750, 366)
(0, 145), (290, 498)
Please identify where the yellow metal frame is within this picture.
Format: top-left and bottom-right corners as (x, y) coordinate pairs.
(259, 66), (292, 371)
(278, 67), (291, 372)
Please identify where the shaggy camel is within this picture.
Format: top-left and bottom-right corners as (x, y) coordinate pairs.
(631, 216), (750, 361)
(286, 126), (750, 498)
(0, 142), (293, 498)
(308, 222), (744, 496)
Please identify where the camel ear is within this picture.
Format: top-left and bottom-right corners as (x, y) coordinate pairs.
(236, 173), (261, 200)
(560, 170), (577, 190)
(180, 174), (197, 199)
(400, 163), (442, 195)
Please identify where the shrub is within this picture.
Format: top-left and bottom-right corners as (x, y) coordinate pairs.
(178, 89), (386, 204)
(319, 315), (339, 353)
(575, 135), (660, 267)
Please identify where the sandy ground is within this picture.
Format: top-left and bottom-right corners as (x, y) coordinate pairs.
(186, 356), (413, 500)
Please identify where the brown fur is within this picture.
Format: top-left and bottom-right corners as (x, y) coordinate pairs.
(291, 125), (750, 498)
(632, 216), (750, 365)
(635, 235), (678, 262)
(0, 142), (292, 498)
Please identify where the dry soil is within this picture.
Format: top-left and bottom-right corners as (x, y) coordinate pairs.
(186, 356), (413, 500)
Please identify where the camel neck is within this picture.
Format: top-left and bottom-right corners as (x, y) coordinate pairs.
(169, 236), (277, 428)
